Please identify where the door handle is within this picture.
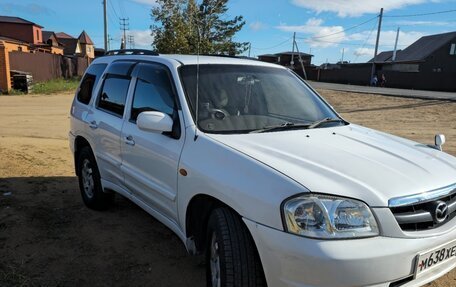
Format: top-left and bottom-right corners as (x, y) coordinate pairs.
(88, 120), (98, 129)
(125, 135), (135, 146)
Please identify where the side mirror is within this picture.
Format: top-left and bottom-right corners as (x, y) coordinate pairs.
(137, 111), (173, 133)
(435, 134), (446, 151)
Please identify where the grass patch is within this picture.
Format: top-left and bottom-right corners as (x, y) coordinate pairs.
(31, 78), (80, 95)
(7, 89), (25, 95)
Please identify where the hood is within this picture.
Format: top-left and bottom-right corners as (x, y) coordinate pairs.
(208, 124), (456, 206)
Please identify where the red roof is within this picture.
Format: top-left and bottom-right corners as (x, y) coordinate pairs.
(78, 30), (94, 45)
(55, 32), (75, 39)
(0, 15), (43, 28)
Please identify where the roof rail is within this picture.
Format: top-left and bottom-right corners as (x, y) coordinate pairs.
(201, 54), (259, 61)
(105, 49), (159, 56)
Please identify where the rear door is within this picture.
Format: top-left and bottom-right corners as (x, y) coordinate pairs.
(85, 61), (137, 187)
(120, 62), (185, 221)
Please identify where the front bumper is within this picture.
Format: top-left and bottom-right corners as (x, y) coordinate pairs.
(244, 218), (456, 287)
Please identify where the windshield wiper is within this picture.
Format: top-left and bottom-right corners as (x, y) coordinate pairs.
(307, 117), (345, 129)
(250, 122), (311, 133)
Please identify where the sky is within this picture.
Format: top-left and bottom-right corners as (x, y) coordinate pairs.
(0, 0), (455, 65)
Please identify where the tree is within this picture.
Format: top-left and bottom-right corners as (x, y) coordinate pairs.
(151, 0), (248, 55)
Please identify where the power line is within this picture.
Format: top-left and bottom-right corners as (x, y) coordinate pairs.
(354, 17), (378, 63)
(384, 9), (456, 18)
(251, 37), (292, 51)
(117, 0), (127, 18)
(108, 0), (120, 19)
(295, 15), (378, 40)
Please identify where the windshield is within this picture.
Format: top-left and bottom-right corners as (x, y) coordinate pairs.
(179, 64), (343, 134)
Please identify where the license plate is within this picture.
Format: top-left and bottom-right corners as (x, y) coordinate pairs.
(415, 240), (456, 277)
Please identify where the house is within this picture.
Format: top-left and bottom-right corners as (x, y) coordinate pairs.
(78, 31), (95, 58)
(55, 31), (95, 59)
(258, 51), (313, 67)
(0, 16), (43, 45)
(41, 31), (64, 55)
(55, 32), (82, 56)
(0, 16), (64, 55)
(306, 31), (456, 91)
(369, 31), (456, 74)
(257, 54), (279, 64)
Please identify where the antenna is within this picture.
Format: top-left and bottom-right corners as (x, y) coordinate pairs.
(194, 24), (201, 141)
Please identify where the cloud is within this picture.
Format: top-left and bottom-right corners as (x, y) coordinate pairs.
(348, 29), (425, 49)
(291, 0), (426, 17)
(0, 3), (54, 15)
(131, 0), (157, 6)
(394, 20), (454, 26)
(354, 47), (375, 57)
(127, 29), (154, 48)
(249, 21), (265, 31)
(276, 18), (345, 47)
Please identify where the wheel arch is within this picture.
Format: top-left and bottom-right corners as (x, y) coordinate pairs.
(74, 136), (93, 176)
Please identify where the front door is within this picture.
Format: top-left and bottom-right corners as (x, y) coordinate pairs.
(120, 62), (184, 222)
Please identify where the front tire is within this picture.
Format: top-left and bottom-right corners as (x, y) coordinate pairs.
(77, 146), (113, 210)
(206, 208), (266, 287)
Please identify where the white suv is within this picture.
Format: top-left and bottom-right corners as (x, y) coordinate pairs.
(69, 50), (456, 287)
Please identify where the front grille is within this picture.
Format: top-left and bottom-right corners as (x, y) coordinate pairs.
(390, 190), (456, 232)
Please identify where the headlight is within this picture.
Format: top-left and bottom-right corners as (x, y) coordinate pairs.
(282, 194), (379, 239)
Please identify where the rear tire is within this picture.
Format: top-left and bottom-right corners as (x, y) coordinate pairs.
(206, 207), (266, 287)
(77, 146), (113, 210)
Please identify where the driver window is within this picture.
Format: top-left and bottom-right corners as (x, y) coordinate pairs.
(130, 64), (176, 122)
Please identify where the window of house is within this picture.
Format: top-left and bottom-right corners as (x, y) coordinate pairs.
(450, 43), (456, 55)
(97, 61), (136, 116)
(36, 30), (39, 41)
(77, 64), (107, 104)
(130, 63), (176, 122)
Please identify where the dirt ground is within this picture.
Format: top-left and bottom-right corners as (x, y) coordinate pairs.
(0, 90), (455, 287)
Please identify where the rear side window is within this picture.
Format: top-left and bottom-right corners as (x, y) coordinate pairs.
(130, 64), (176, 122)
(77, 63), (107, 104)
(97, 61), (136, 117)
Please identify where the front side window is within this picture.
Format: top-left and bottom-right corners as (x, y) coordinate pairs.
(131, 64), (176, 122)
(77, 63), (107, 104)
(180, 64), (341, 134)
(98, 76), (130, 116)
(97, 61), (136, 116)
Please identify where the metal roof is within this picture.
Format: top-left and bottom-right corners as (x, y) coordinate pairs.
(395, 31), (456, 62)
(78, 31), (94, 45)
(55, 32), (75, 39)
(0, 16), (43, 28)
(368, 50), (397, 63)
(371, 31), (456, 63)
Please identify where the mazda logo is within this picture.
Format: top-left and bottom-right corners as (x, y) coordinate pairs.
(434, 201), (449, 224)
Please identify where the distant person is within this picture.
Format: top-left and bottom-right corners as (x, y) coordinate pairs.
(371, 75), (378, 87)
(380, 74), (386, 87)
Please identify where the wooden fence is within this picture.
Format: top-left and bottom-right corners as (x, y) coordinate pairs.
(9, 51), (90, 82)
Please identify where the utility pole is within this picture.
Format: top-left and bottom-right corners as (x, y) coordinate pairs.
(341, 48), (345, 62)
(128, 35), (135, 49)
(294, 41), (307, 80)
(370, 8), (383, 82)
(103, 0), (108, 51)
(120, 18), (129, 50)
(291, 32), (296, 67)
(392, 27), (400, 62)
(248, 43), (251, 58)
(107, 35), (114, 51)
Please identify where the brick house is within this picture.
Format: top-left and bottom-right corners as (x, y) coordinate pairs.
(0, 16), (43, 45)
(78, 31), (95, 59)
